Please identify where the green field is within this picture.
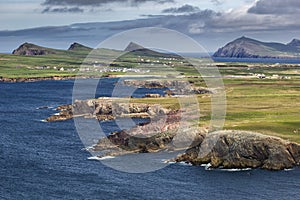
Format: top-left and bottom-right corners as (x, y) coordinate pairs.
(0, 46), (300, 143)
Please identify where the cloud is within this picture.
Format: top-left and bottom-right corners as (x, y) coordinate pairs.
(42, 0), (173, 7)
(248, 0), (300, 15)
(162, 4), (200, 13)
(210, 0), (224, 6)
(42, 7), (84, 13)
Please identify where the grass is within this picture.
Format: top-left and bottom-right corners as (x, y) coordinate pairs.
(131, 76), (300, 143)
(0, 47), (300, 143)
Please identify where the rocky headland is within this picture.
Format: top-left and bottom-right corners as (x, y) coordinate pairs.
(46, 97), (171, 122)
(171, 130), (300, 170)
(46, 97), (300, 170)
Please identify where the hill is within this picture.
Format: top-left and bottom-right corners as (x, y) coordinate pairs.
(213, 36), (300, 58)
(12, 43), (60, 56)
(124, 42), (181, 59)
(68, 42), (92, 51)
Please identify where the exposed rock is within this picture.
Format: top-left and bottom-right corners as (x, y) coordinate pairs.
(172, 130), (300, 170)
(46, 97), (172, 122)
(92, 110), (207, 156)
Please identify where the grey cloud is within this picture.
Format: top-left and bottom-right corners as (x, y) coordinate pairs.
(42, 7), (84, 13)
(162, 4), (200, 13)
(42, 0), (173, 6)
(248, 0), (300, 15)
(2, 4), (300, 53)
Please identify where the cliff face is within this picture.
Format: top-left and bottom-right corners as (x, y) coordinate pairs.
(46, 97), (171, 122)
(213, 37), (300, 58)
(47, 98), (300, 171)
(12, 43), (57, 55)
(173, 130), (300, 170)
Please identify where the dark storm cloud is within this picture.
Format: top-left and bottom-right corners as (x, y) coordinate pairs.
(248, 0), (300, 15)
(42, 0), (173, 6)
(162, 4), (200, 13)
(42, 7), (84, 13)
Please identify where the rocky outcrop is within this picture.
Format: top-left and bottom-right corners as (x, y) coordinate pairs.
(46, 97), (171, 122)
(123, 79), (212, 95)
(12, 43), (57, 56)
(92, 110), (207, 156)
(172, 130), (300, 170)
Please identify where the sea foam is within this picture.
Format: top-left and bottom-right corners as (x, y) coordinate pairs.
(88, 156), (115, 161)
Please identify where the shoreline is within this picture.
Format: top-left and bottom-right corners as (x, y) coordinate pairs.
(0, 75), (113, 83)
(0, 74), (169, 83)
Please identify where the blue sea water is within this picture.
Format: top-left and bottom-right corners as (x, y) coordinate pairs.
(212, 57), (300, 64)
(1, 79), (300, 200)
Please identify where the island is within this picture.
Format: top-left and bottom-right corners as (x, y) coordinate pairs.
(213, 36), (300, 59)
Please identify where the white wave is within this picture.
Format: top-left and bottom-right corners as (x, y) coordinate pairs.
(36, 106), (54, 110)
(81, 146), (94, 151)
(284, 168), (294, 171)
(54, 113), (60, 116)
(218, 168), (252, 172)
(178, 161), (192, 166)
(88, 156), (115, 161)
(204, 163), (212, 170)
(39, 119), (47, 123)
(200, 164), (210, 167)
(162, 159), (175, 164)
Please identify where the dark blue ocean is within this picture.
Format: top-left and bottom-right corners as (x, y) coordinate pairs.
(212, 57), (300, 64)
(1, 79), (300, 200)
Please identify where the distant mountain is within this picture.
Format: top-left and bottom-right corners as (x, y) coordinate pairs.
(68, 42), (92, 51)
(124, 42), (145, 52)
(287, 39), (300, 48)
(124, 42), (180, 58)
(213, 36), (300, 58)
(12, 43), (59, 56)
(12, 42), (92, 56)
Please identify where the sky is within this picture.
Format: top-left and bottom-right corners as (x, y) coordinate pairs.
(0, 0), (300, 52)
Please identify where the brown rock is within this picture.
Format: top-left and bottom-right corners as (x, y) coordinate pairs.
(174, 130), (300, 170)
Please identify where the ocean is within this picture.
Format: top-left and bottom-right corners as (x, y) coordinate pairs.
(1, 79), (300, 199)
(212, 57), (300, 64)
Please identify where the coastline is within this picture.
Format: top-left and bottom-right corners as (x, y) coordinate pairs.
(0, 75), (113, 83)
